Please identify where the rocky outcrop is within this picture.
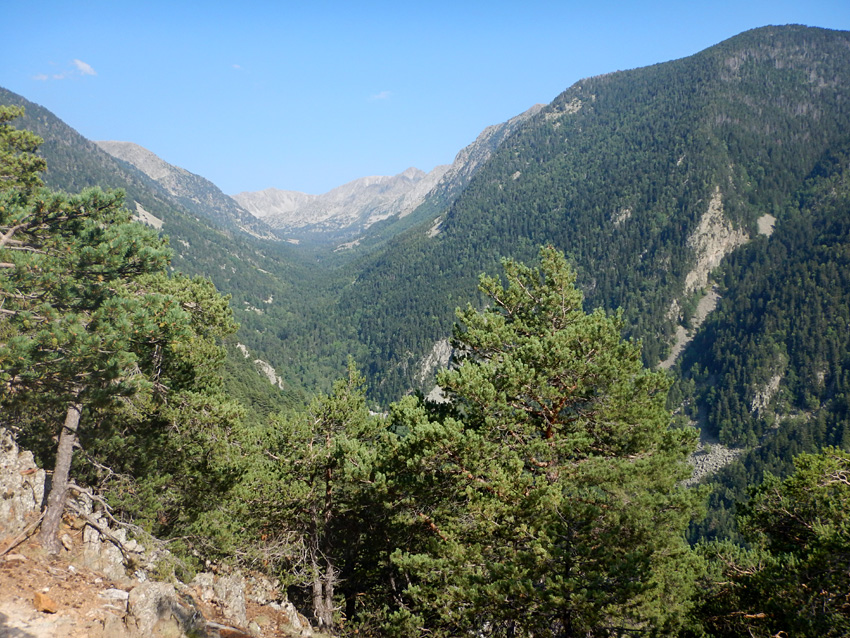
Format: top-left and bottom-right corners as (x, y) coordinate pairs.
(124, 581), (209, 637)
(0, 427), (46, 540)
(0, 428), (315, 637)
(416, 339), (453, 386)
(236, 343), (285, 389)
(191, 571), (312, 637)
(661, 187), (749, 370)
(686, 439), (746, 486)
(751, 373), (783, 415)
(683, 187), (749, 295)
(192, 571), (248, 628)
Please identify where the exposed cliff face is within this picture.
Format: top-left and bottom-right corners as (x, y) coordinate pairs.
(96, 141), (278, 240)
(683, 187), (749, 295)
(236, 343), (285, 390)
(660, 187), (750, 369)
(416, 339), (453, 386)
(0, 427), (46, 539)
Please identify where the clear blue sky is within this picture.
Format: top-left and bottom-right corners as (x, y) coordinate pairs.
(2, 1), (849, 195)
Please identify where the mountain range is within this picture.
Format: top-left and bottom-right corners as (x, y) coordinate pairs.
(4, 24), (850, 541)
(230, 104), (543, 245)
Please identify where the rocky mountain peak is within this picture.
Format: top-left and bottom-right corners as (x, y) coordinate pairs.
(95, 141), (186, 183)
(96, 141), (278, 240)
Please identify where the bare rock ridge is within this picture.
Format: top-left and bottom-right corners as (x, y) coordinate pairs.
(95, 141), (278, 241)
(234, 167), (438, 233)
(233, 103), (546, 238)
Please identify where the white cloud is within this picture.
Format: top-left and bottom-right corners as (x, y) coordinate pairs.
(33, 59), (97, 81)
(232, 64), (242, 70)
(370, 90), (391, 101)
(72, 59), (97, 76)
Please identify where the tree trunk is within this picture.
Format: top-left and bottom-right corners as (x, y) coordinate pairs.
(321, 553), (335, 630)
(310, 549), (335, 630)
(38, 402), (82, 554)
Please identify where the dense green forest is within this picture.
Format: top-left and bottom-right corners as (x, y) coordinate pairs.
(2, 24), (850, 636)
(341, 25), (850, 401)
(682, 139), (850, 542)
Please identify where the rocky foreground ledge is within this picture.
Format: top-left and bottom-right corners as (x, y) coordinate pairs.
(0, 428), (316, 638)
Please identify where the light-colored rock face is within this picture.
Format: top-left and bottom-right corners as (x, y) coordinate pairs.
(683, 187), (749, 295)
(96, 141), (278, 241)
(96, 141), (184, 183)
(234, 167), (435, 231)
(236, 343), (285, 389)
(751, 373), (783, 415)
(0, 428), (46, 539)
(416, 339), (453, 385)
(757, 213), (776, 236)
(233, 188), (319, 219)
(133, 202), (164, 229)
(661, 188), (749, 370)
(659, 288), (720, 370)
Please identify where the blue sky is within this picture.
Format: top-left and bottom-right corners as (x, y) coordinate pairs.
(2, 1), (849, 195)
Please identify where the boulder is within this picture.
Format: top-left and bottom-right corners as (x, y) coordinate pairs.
(125, 581), (207, 638)
(191, 571), (247, 627)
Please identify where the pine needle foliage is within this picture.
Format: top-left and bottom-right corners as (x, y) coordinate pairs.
(379, 247), (705, 637)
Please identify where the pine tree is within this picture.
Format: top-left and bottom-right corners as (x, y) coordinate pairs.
(0, 105), (45, 198)
(696, 447), (850, 637)
(0, 109), (239, 554)
(241, 362), (380, 631)
(381, 247), (704, 637)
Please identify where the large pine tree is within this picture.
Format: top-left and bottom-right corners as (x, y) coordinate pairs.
(0, 107), (239, 554)
(380, 247), (704, 636)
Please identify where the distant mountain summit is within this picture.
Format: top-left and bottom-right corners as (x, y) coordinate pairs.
(96, 141), (278, 240)
(234, 166), (439, 236)
(233, 104), (544, 243)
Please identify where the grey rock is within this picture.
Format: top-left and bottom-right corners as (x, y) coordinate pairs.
(0, 427), (46, 537)
(190, 571), (248, 628)
(245, 573), (280, 605)
(191, 571), (217, 603)
(125, 581), (205, 638)
(213, 572), (248, 628)
(82, 523), (128, 581)
(60, 533), (74, 551)
(99, 587), (131, 612)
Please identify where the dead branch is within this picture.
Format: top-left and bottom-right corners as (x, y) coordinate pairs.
(0, 510), (46, 556)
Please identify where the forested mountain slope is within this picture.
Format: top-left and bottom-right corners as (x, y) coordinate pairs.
(0, 87), (319, 409)
(682, 139), (850, 540)
(341, 25), (850, 402)
(0, 87), (552, 401)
